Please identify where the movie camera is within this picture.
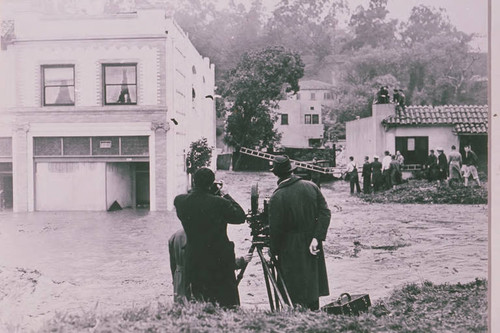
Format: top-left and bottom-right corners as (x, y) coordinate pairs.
(236, 184), (292, 311)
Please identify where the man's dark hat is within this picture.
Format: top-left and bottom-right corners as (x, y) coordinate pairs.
(270, 155), (296, 175)
(193, 167), (215, 188)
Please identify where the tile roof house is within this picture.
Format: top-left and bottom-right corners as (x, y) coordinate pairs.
(346, 103), (488, 171)
(382, 105), (488, 135)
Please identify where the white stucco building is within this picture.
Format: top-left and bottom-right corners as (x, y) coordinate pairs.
(0, 2), (216, 211)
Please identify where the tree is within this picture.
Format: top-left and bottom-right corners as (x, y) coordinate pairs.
(221, 46), (305, 149)
(400, 5), (455, 47)
(266, 0), (347, 75)
(345, 0), (398, 51)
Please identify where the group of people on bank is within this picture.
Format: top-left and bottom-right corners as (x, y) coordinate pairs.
(346, 150), (405, 194)
(169, 155), (331, 310)
(344, 144), (481, 195)
(424, 144), (481, 187)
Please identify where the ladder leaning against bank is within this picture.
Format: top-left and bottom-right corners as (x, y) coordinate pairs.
(239, 147), (349, 178)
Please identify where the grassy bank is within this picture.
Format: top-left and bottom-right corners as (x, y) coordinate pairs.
(358, 179), (487, 204)
(41, 279), (487, 333)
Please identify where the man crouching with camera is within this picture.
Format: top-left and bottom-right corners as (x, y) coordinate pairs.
(268, 156), (331, 310)
(174, 167), (246, 308)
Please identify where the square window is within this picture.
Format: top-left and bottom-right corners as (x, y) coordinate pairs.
(281, 114), (289, 125)
(42, 65), (75, 106)
(103, 64), (137, 105)
(310, 106), (315, 110)
(310, 93), (316, 100)
(63, 137), (90, 155)
(305, 114), (312, 124)
(312, 114), (319, 124)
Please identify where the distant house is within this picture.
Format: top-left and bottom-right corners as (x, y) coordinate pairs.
(275, 79), (335, 148)
(0, 6), (216, 211)
(346, 104), (488, 171)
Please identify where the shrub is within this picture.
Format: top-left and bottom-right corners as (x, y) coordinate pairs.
(186, 137), (213, 174)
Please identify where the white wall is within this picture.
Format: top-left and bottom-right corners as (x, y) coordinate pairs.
(35, 162), (106, 211)
(106, 162), (132, 209)
(275, 99), (323, 148)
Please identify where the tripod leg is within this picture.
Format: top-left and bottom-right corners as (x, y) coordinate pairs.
(269, 254), (293, 307)
(256, 247), (290, 310)
(236, 244), (255, 285)
(256, 246), (275, 311)
(271, 265), (280, 310)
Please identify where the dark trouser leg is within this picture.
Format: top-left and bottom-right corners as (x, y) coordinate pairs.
(355, 179), (361, 193)
(350, 179), (354, 193)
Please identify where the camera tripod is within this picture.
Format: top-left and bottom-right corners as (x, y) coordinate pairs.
(236, 236), (293, 311)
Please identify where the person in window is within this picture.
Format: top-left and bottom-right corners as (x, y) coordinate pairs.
(117, 69), (132, 104)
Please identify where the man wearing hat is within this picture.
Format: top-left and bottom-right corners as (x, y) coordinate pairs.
(268, 155), (331, 310)
(174, 167), (246, 308)
(371, 155), (383, 192)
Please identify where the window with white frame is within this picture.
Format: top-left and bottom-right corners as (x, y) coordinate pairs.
(42, 65), (75, 106)
(103, 64), (137, 105)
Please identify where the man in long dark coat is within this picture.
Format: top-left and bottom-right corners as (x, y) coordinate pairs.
(268, 155), (331, 310)
(371, 155), (383, 192)
(362, 156), (372, 194)
(426, 150), (439, 181)
(174, 167), (246, 308)
(436, 148), (448, 185)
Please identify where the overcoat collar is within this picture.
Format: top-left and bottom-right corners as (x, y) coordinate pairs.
(274, 174), (301, 192)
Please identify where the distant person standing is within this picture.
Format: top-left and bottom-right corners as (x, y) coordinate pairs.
(436, 148), (448, 185)
(347, 156), (361, 194)
(447, 145), (462, 185)
(362, 156), (372, 194)
(310, 156), (322, 188)
(426, 150), (438, 181)
(395, 151), (404, 184)
(371, 155), (383, 192)
(389, 155), (400, 188)
(462, 144), (481, 187)
(382, 151), (392, 189)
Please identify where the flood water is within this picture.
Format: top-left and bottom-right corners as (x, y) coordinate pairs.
(0, 171), (488, 331)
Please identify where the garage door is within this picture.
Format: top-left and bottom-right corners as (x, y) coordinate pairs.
(35, 162), (106, 211)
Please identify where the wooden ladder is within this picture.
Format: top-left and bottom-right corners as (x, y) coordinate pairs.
(239, 147), (346, 176)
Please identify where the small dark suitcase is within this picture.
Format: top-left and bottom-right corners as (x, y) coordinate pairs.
(322, 293), (371, 316)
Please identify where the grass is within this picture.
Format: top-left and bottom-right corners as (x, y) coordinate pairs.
(358, 179), (488, 204)
(40, 279), (487, 332)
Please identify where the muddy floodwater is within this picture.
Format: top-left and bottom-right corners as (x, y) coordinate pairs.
(0, 171), (488, 331)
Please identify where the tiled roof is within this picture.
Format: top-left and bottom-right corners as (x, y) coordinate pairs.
(299, 80), (334, 91)
(382, 105), (488, 134)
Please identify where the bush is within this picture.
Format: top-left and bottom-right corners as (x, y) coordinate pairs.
(186, 138), (213, 174)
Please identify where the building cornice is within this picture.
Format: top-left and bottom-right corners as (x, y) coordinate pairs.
(2, 106), (167, 114)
